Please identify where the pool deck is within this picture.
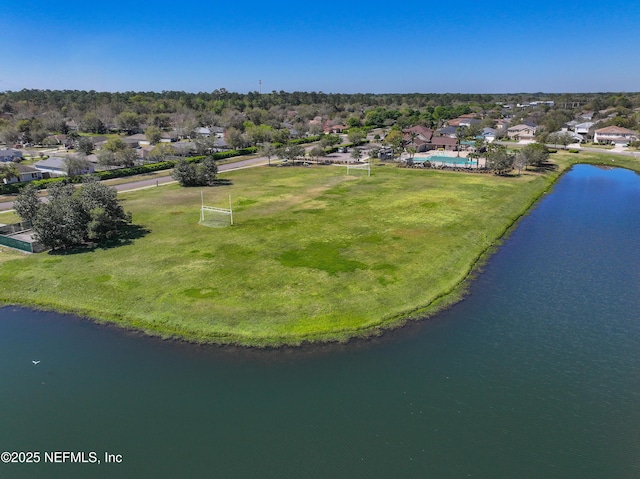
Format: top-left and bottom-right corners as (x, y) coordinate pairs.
(402, 151), (486, 168)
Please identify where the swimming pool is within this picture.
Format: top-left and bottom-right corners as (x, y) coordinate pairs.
(412, 155), (478, 167)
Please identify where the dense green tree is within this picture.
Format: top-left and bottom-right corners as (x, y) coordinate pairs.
(383, 129), (404, 157)
(103, 137), (126, 152)
(350, 147), (363, 162)
(98, 146), (138, 167)
(245, 123), (274, 145)
(26, 179), (130, 250)
(81, 112), (106, 134)
(86, 207), (119, 241)
(277, 144), (305, 164)
(77, 178), (131, 236)
(32, 199), (84, 250)
(485, 144), (514, 175)
(308, 145), (326, 164)
(171, 159), (199, 186)
(144, 126), (162, 144)
(258, 142), (278, 165)
(226, 127), (247, 149)
(519, 143), (550, 169)
(12, 183), (40, 223)
(47, 182), (75, 202)
(346, 116), (361, 128)
(272, 128), (290, 144)
(0, 126), (20, 145)
(76, 137), (95, 155)
(63, 154), (92, 176)
(548, 131), (574, 149)
(347, 128), (365, 146)
(171, 157), (218, 186)
(117, 148), (139, 167)
(116, 111), (141, 134)
(148, 143), (176, 162)
(199, 157), (218, 185)
(320, 134), (341, 149)
(0, 163), (19, 183)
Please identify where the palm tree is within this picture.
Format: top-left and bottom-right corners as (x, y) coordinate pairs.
(455, 126), (468, 157)
(408, 130), (419, 148)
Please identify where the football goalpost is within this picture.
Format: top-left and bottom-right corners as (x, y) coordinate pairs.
(200, 191), (233, 227)
(346, 161), (371, 177)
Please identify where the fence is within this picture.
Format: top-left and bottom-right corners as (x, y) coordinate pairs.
(0, 222), (43, 253)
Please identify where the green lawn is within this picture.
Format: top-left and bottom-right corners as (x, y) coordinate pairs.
(0, 152), (636, 346)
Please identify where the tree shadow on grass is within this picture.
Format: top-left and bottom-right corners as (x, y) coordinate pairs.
(211, 179), (233, 187)
(47, 223), (151, 256)
(533, 161), (558, 172)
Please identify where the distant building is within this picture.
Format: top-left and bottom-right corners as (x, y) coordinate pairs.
(1, 163), (43, 184)
(507, 124), (537, 141)
(0, 148), (23, 162)
(593, 126), (638, 146)
(34, 157), (68, 176)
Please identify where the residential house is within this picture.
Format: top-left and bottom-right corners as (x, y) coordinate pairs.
(123, 134), (149, 148)
(428, 137), (458, 151)
(551, 130), (583, 143)
(1, 164), (43, 184)
(403, 126), (434, 152)
(574, 122), (598, 140)
(43, 134), (68, 146)
(458, 118), (482, 128)
(160, 131), (179, 142)
(323, 122), (347, 134)
(495, 119), (511, 131)
(195, 127), (212, 137)
(34, 156), (95, 177)
(435, 126), (459, 138)
(481, 127), (497, 143)
(507, 124), (537, 141)
(593, 126), (639, 146)
(65, 120), (79, 131)
(0, 148), (23, 162)
(34, 157), (69, 177)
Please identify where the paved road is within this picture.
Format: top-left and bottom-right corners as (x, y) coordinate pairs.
(0, 156), (274, 212)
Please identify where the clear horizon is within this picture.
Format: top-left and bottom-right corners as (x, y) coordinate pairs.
(2, 0), (639, 94)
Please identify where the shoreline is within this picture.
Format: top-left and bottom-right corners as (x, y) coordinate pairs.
(0, 153), (636, 349)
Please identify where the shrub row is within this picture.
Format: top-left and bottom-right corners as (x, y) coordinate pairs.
(0, 148), (259, 195)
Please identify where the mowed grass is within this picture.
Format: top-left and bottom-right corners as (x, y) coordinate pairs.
(0, 158), (590, 346)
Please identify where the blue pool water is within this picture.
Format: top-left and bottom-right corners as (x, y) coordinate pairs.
(413, 155), (477, 166)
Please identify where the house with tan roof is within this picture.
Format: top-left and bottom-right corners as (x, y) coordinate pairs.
(593, 126), (638, 146)
(507, 124), (537, 141)
(429, 137), (458, 151)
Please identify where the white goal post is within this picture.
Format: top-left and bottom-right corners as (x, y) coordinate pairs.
(200, 191), (233, 226)
(346, 161), (371, 177)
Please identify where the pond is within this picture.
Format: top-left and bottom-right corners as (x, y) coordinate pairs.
(1, 165), (639, 478)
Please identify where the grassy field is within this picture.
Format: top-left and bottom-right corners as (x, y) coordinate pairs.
(0, 151), (636, 346)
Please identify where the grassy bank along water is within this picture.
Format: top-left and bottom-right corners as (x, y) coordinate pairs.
(0, 152), (635, 346)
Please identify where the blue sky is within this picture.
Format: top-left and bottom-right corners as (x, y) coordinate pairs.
(2, 0), (639, 94)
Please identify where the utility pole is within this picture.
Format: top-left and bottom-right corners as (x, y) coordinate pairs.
(259, 80), (262, 94)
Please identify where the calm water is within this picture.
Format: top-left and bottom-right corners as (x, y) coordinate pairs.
(1, 165), (639, 478)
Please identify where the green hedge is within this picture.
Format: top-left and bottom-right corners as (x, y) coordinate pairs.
(0, 148), (261, 195)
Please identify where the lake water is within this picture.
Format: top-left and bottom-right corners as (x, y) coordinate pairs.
(1, 165), (639, 478)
